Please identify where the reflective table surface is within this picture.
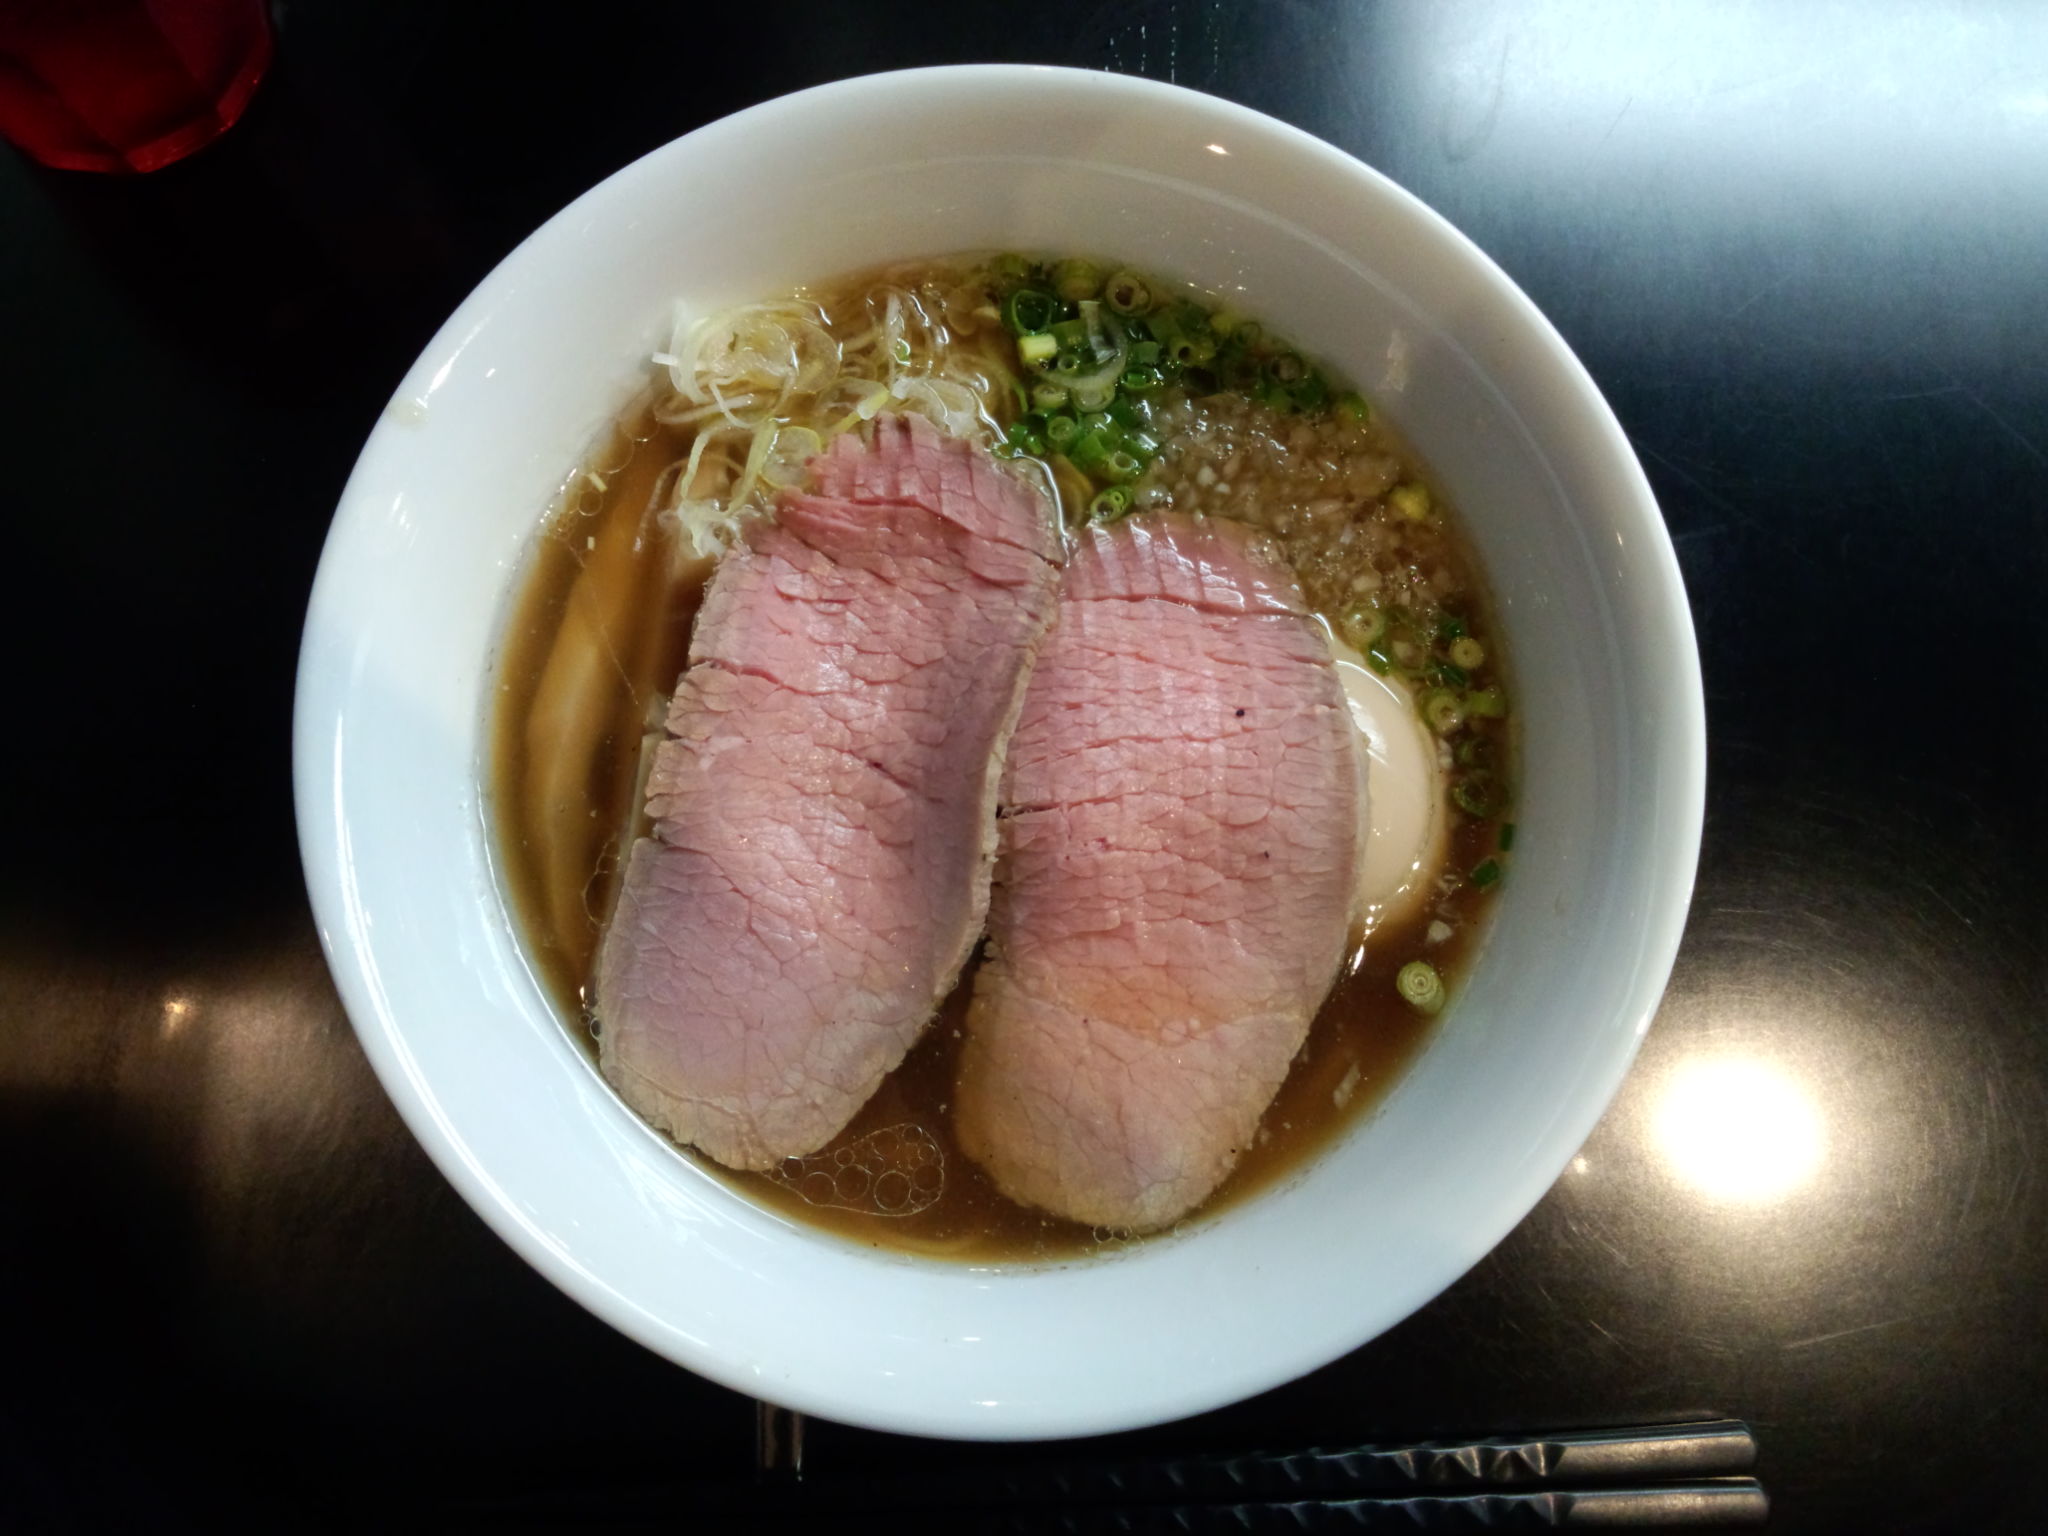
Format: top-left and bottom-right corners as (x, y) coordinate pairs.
(2, 3), (2042, 1530)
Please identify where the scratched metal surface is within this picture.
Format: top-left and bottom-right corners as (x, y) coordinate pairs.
(1, 2), (2043, 1530)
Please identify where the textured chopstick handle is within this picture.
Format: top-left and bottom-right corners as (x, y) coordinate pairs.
(964, 1421), (1759, 1505)
(993, 1479), (1770, 1532)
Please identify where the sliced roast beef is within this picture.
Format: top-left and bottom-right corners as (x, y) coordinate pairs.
(595, 414), (1059, 1171)
(956, 514), (1366, 1231)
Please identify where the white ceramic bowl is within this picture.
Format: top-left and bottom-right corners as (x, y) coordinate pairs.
(294, 65), (1704, 1440)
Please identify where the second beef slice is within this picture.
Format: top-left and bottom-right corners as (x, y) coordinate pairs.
(955, 514), (1367, 1231)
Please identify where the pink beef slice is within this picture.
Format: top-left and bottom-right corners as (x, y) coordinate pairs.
(955, 514), (1366, 1231)
(594, 414), (1060, 1171)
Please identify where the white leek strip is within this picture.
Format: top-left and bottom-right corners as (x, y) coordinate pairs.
(725, 417), (778, 517)
(760, 426), (824, 489)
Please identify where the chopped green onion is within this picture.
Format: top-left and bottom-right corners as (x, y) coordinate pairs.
(1051, 352), (1084, 380)
(1105, 449), (1143, 483)
(1030, 381), (1070, 413)
(1433, 662), (1470, 689)
(1045, 414), (1081, 450)
(1120, 365), (1163, 393)
(1124, 428), (1161, 458)
(1049, 318), (1089, 351)
(1397, 960), (1446, 1016)
(1072, 379), (1116, 413)
(1002, 287), (1059, 335)
(1341, 607), (1388, 648)
(1151, 307), (1217, 366)
(1335, 391), (1371, 424)
(1005, 421), (1047, 456)
(1389, 483), (1432, 521)
(1470, 859), (1502, 889)
(1088, 485), (1132, 520)
(1128, 340), (1162, 368)
(1435, 615), (1467, 642)
(1449, 636), (1485, 669)
(1422, 689), (1465, 735)
(1290, 372), (1329, 411)
(1452, 773), (1504, 818)
(1266, 352), (1308, 386)
(1464, 688), (1507, 719)
(1017, 332), (1058, 367)
(1052, 259), (1103, 303)
(1365, 644), (1393, 675)
(1499, 823), (1517, 851)
(992, 252), (1034, 282)
(1102, 270), (1153, 315)
(1068, 428), (1115, 472)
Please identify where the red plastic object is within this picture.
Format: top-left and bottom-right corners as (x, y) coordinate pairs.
(0, 0), (272, 174)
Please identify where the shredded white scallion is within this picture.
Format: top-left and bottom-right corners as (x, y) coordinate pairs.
(649, 275), (1006, 558)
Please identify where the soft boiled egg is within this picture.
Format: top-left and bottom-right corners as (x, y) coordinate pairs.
(1325, 632), (1447, 935)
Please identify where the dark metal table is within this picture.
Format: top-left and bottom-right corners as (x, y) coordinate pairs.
(3, 3), (2042, 1530)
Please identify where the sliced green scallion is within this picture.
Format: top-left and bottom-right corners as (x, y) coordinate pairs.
(1422, 689), (1466, 735)
(1030, 381), (1070, 413)
(1105, 396), (1147, 431)
(1452, 773), (1504, 819)
(1289, 371), (1329, 411)
(1002, 288), (1058, 335)
(1067, 428), (1115, 473)
(1103, 270), (1152, 315)
(1464, 688), (1507, 719)
(1088, 485), (1132, 520)
(1470, 859), (1502, 889)
(1397, 960), (1446, 1016)
(1335, 390), (1371, 424)
(1045, 414), (1081, 451)
(1016, 332), (1058, 368)
(1448, 636), (1485, 670)
(1072, 379), (1116, 413)
(1499, 823), (1517, 852)
(1052, 259), (1103, 303)
(1341, 607), (1388, 649)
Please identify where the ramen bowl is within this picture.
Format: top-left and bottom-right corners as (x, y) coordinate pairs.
(293, 64), (1704, 1439)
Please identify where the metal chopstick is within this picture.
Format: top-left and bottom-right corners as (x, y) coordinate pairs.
(986, 1479), (1769, 1532)
(822, 1419), (1758, 1509)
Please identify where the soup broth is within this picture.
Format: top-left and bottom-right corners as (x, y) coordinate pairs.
(491, 256), (1515, 1262)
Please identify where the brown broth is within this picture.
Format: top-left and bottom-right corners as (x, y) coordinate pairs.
(490, 259), (1512, 1264)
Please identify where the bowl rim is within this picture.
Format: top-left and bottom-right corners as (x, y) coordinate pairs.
(294, 62), (1706, 1439)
